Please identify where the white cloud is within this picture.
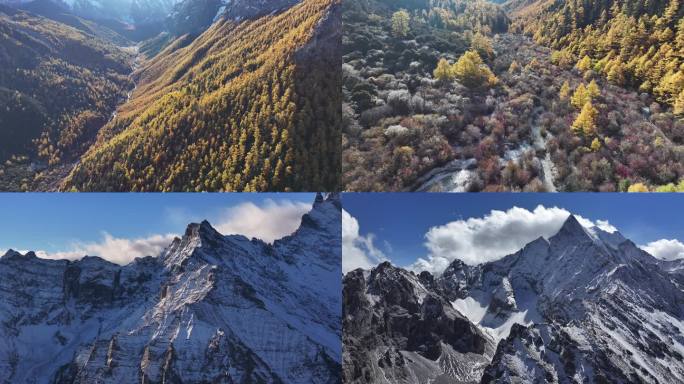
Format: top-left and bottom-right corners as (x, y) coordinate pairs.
(35, 233), (177, 265)
(410, 205), (617, 274)
(594, 220), (617, 233)
(213, 199), (311, 243)
(641, 239), (684, 261)
(342, 209), (386, 273)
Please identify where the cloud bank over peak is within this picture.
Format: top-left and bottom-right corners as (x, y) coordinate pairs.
(641, 239), (684, 261)
(214, 199), (311, 243)
(410, 205), (620, 274)
(342, 209), (387, 273)
(33, 233), (177, 265)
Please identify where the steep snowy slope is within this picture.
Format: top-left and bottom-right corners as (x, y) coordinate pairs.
(0, 193), (341, 383)
(472, 216), (684, 383)
(343, 214), (684, 383)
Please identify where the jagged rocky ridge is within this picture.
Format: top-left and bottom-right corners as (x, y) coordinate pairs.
(343, 262), (497, 384)
(343, 215), (684, 383)
(167, 0), (301, 36)
(4, 0), (179, 23)
(0, 193), (341, 384)
(6, 0), (305, 41)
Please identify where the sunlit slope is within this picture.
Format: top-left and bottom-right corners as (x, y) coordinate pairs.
(508, 0), (684, 111)
(64, 0), (341, 192)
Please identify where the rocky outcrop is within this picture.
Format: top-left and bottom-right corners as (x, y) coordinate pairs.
(166, 0), (222, 35)
(223, 0), (300, 20)
(343, 262), (496, 384)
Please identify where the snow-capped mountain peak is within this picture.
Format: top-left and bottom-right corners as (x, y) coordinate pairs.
(344, 211), (684, 383)
(0, 195), (341, 383)
(452, 213), (684, 382)
(297, 192), (341, 233)
(550, 214), (595, 243)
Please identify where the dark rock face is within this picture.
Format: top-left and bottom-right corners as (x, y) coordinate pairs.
(224, 0), (300, 20)
(166, 0), (222, 36)
(343, 262), (495, 384)
(437, 258), (482, 301)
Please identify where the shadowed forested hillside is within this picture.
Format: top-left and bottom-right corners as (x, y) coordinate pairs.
(0, 5), (132, 190)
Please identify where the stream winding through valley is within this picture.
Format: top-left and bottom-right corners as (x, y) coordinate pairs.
(413, 35), (559, 193)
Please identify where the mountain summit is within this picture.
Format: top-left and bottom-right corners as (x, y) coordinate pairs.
(343, 214), (684, 383)
(0, 195), (341, 383)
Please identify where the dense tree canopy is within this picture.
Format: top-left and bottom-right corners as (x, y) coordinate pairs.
(451, 50), (499, 89)
(343, 0), (683, 192)
(512, 0), (684, 110)
(572, 101), (599, 136)
(63, 0), (341, 191)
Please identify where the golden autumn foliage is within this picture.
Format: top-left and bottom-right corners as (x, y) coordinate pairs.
(572, 101), (598, 137)
(591, 137), (601, 151)
(559, 80), (571, 100)
(587, 80), (601, 98)
(433, 58), (454, 83)
(508, 60), (521, 74)
(391, 9), (410, 38)
(63, 0), (341, 192)
(471, 32), (494, 60)
(451, 50), (498, 89)
(569, 81), (600, 110)
(627, 182), (650, 192)
(675, 90), (684, 115)
(571, 83), (590, 109)
(512, 0), (684, 109)
(575, 55), (592, 72)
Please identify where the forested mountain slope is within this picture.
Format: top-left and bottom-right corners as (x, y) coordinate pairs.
(15, 0), (130, 43)
(509, 0), (684, 111)
(5, 0), (179, 25)
(63, 0), (341, 192)
(0, 0), (340, 191)
(342, 0), (683, 192)
(0, 5), (133, 190)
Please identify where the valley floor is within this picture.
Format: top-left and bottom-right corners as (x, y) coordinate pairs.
(414, 34), (570, 192)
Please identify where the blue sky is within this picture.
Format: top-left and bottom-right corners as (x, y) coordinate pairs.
(0, 193), (315, 262)
(342, 193), (684, 272)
